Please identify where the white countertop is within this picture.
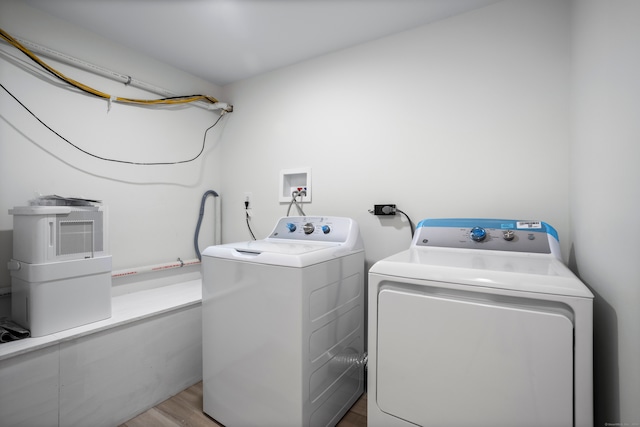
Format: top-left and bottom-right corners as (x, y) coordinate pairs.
(0, 279), (202, 362)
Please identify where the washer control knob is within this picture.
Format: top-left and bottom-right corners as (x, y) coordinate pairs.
(286, 223), (296, 232)
(303, 223), (315, 234)
(503, 230), (515, 241)
(321, 225), (331, 234)
(470, 226), (487, 242)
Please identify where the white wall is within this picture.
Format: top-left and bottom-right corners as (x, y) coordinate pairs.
(571, 1), (640, 425)
(4, 0), (638, 424)
(0, 0), (227, 290)
(219, 0), (571, 265)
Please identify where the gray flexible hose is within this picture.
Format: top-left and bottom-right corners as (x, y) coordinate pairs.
(195, 190), (219, 260)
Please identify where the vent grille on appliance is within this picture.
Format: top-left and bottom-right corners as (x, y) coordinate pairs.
(56, 211), (104, 256)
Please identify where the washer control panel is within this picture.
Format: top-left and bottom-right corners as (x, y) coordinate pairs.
(413, 218), (559, 254)
(268, 216), (353, 243)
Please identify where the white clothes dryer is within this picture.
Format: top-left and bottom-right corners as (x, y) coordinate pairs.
(368, 218), (593, 427)
(201, 216), (365, 427)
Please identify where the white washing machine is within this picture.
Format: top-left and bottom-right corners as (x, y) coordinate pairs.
(201, 216), (365, 427)
(368, 218), (593, 427)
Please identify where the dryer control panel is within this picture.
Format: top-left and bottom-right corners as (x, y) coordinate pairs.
(413, 218), (560, 256)
(268, 216), (356, 243)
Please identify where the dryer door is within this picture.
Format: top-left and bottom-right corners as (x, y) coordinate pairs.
(376, 286), (573, 427)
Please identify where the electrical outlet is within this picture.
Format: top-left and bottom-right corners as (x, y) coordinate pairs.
(244, 192), (252, 207)
(374, 204), (396, 215)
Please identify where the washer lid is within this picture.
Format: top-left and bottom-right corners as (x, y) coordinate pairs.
(201, 240), (348, 267)
(370, 248), (594, 298)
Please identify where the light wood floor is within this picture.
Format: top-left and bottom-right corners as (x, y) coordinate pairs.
(119, 381), (367, 427)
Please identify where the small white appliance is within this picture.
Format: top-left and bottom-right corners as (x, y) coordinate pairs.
(201, 216), (365, 427)
(8, 205), (111, 337)
(9, 205), (109, 264)
(368, 218), (593, 427)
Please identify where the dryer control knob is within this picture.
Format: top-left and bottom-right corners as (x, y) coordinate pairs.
(303, 223), (315, 234)
(286, 223), (297, 232)
(503, 230), (515, 241)
(321, 225), (331, 234)
(470, 226), (487, 242)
